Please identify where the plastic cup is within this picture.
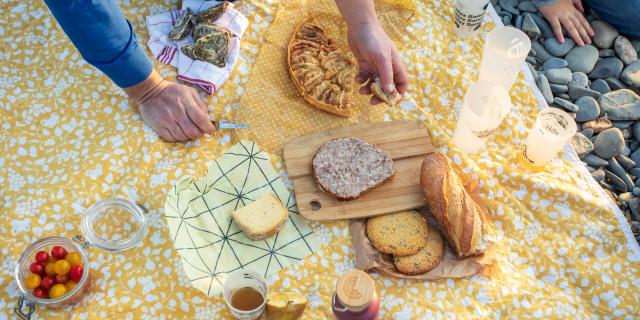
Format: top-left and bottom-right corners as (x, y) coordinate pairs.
(223, 269), (268, 320)
(454, 0), (490, 38)
(522, 108), (577, 167)
(452, 81), (512, 153)
(477, 27), (531, 90)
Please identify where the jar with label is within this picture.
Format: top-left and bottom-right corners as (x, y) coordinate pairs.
(332, 269), (380, 320)
(13, 198), (147, 319)
(454, 0), (490, 37)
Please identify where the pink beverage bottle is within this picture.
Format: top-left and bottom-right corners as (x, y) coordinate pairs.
(332, 270), (380, 320)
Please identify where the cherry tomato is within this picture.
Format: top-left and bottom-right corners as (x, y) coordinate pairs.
(54, 260), (71, 276)
(44, 262), (57, 276)
(41, 275), (56, 291)
(29, 262), (45, 276)
(69, 265), (83, 282)
(35, 251), (49, 264)
(24, 273), (41, 289)
(32, 287), (48, 299)
(49, 284), (67, 299)
(51, 246), (68, 260)
(64, 281), (77, 292)
(65, 252), (82, 267)
(55, 274), (69, 284)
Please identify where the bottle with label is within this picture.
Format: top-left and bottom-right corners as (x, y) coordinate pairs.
(454, 0), (490, 38)
(332, 269), (380, 320)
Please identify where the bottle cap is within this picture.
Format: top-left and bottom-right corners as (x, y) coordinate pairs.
(336, 269), (375, 309)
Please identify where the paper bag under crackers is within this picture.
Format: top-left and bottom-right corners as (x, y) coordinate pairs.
(350, 211), (496, 280)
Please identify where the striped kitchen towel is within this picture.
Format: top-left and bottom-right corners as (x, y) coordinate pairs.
(146, 0), (248, 94)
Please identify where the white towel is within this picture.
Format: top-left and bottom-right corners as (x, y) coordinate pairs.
(146, 0), (248, 95)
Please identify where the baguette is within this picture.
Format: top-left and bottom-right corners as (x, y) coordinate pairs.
(420, 152), (487, 257)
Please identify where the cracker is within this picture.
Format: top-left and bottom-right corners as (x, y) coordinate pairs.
(366, 210), (428, 256)
(393, 223), (444, 274)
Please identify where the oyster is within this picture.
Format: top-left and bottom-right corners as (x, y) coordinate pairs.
(181, 44), (198, 60)
(194, 1), (230, 24)
(168, 8), (193, 41)
(192, 22), (220, 41)
(287, 18), (356, 117)
(193, 28), (231, 68)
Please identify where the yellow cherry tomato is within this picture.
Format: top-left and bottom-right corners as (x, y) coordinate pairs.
(24, 273), (41, 289)
(49, 284), (67, 299)
(54, 260), (71, 276)
(65, 252), (82, 267)
(64, 281), (77, 292)
(45, 262), (57, 276)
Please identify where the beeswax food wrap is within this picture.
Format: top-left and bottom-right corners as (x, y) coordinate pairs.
(234, 0), (415, 153)
(164, 140), (317, 295)
(2, 0), (639, 318)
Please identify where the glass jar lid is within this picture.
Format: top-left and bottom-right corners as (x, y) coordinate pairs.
(81, 198), (147, 252)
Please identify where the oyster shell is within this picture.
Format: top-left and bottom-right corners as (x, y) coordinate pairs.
(192, 22), (220, 41)
(168, 8), (193, 41)
(194, 1), (230, 24)
(193, 28), (231, 68)
(181, 44), (198, 60)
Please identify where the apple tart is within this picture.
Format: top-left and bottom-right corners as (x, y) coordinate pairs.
(288, 19), (356, 117)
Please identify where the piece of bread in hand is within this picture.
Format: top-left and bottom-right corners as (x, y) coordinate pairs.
(231, 192), (288, 241)
(420, 152), (487, 257)
(370, 77), (401, 106)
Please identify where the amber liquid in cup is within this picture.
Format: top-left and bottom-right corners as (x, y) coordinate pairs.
(231, 287), (264, 311)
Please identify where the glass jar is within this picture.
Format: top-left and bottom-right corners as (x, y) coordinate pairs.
(13, 198), (147, 319)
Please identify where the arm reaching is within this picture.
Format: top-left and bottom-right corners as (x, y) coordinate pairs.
(44, 0), (215, 142)
(535, 0), (594, 46)
(334, 0), (408, 105)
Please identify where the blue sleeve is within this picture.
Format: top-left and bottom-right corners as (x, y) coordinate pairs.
(44, 0), (153, 88)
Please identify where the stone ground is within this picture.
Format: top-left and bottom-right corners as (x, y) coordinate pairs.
(490, 0), (640, 243)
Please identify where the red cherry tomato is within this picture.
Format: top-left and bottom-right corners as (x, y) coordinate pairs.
(35, 251), (49, 264)
(51, 246), (68, 260)
(32, 287), (48, 299)
(69, 265), (83, 282)
(55, 274), (69, 284)
(41, 275), (56, 291)
(29, 262), (45, 276)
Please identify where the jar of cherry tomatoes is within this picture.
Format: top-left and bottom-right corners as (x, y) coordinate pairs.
(13, 198), (147, 319)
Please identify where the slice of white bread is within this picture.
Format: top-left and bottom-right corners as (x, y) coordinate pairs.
(231, 192), (288, 241)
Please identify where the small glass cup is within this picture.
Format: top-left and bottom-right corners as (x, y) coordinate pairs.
(452, 81), (512, 153)
(477, 26), (531, 90)
(521, 107), (577, 167)
(14, 198), (147, 319)
(223, 269), (268, 320)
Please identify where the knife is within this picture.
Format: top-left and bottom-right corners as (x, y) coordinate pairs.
(211, 120), (250, 130)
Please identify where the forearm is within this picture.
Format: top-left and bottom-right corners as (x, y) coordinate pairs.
(44, 0), (153, 88)
(334, 0), (379, 28)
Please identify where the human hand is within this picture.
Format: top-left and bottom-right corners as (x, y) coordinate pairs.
(538, 0), (594, 46)
(125, 70), (216, 142)
(347, 22), (408, 105)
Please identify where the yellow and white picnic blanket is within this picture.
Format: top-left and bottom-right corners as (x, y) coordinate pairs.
(1, 0), (638, 319)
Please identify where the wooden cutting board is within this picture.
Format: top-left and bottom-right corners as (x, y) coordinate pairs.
(283, 120), (434, 221)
